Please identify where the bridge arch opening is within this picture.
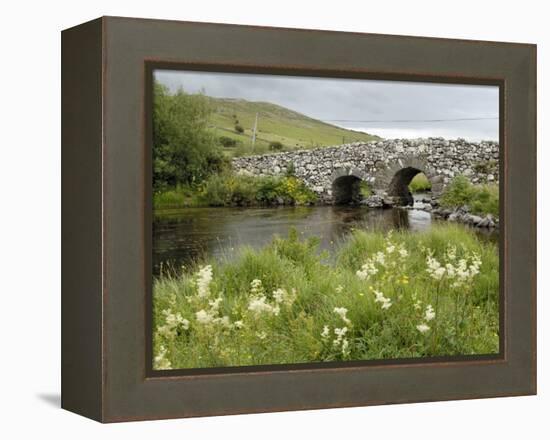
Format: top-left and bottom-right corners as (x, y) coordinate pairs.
(387, 166), (432, 206)
(332, 175), (364, 205)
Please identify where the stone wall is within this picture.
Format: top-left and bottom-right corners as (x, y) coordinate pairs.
(231, 138), (499, 203)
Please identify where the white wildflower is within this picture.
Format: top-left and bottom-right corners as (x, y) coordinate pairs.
(341, 339), (350, 356)
(335, 285), (344, 294)
(272, 288), (296, 306)
(250, 279), (264, 295)
(426, 256), (445, 280)
(386, 244), (395, 254)
(213, 315), (231, 328)
(398, 246), (409, 258)
(446, 246), (457, 261)
(356, 261), (378, 280)
(374, 251), (386, 266)
(334, 307), (351, 324)
(333, 327), (348, 347)
(195, 309), (215, 325)
(373, 290), (392, 309)
(321, 325), (330, 339)
(248, 296), (280, 316)
(208, 297), (223, 312)
(154, 345), (172, 370)
(256, 331), (267, 340)
(233, 320), (245, 329)
(414, 300), (422, 310)
(424, 304), (436, 322)
(417, 323), (431, 333)
(196, 265), (213, 297)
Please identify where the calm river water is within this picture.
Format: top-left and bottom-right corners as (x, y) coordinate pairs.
(153, 196), (498, 275)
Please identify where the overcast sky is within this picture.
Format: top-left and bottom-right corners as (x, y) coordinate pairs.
(155, 69), (499, 141)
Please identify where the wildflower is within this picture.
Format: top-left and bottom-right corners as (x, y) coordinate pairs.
(162, 309), (189, 329)
(196, 265), (213, 297)
(248, 296), (280, 316)
(356, 261), (378, 280)
(333, 327), (348, 346)
(373, 290), (392, 309)
(272, 288), (296, 306)
(426, 256), (445, 280)
(233, 320), (244, 329)
(195, 309), (215, 325)
(321, 325), (330, 339)
(414, 300), (422, 310)
(334, 307), (351, 324)
(341, 339), (350, 357)
(374, 251), (386, 266)
(335, 285), (344, 294)
(398, 246), (409, 258)
(213, 316), (231, 328)
(208, 297), (223, 312)
(446, 246), (457, 261)
(386, 244), (395, 254)
(256, 331), (267, 340)
(424, 304), (436, 322)
(417, 323), (431, 333)
(250, 279), (264, 295)
(154, 345), (172, 370)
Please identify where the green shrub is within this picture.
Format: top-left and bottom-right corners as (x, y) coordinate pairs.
(440, 175), (499, 216)
(235, 124), (244, 134)
(219, 136), (238, 148)
(198, 173), (317, 207)
(269, 141), (284, 151)
(153, 82), (225, 190)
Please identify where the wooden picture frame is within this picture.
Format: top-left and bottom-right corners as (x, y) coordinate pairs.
(61, 16), (536, 422)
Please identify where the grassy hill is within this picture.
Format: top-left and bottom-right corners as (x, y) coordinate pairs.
(206, 97), (380, 156)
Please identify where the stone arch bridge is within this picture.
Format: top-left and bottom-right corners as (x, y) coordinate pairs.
(231, 138), (499, 205)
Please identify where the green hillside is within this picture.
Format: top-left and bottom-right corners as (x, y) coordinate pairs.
(206, 97), (380, 156)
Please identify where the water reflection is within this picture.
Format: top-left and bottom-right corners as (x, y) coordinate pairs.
(153, 204), (496, 275)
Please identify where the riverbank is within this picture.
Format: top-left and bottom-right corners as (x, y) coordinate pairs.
(153, 224), (499, 370)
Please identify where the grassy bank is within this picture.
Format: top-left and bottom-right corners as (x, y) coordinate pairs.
(440, 175), (499, 217)
(409, 173), (432, 193)
(153, 225), (499, 369)
(154, 173), (318, 210)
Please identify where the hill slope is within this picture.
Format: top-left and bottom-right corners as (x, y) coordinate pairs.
(206, 97), (379, 155)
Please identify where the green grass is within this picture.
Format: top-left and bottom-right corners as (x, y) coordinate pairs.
(440, 175), (499, 217)
(152, 225), (499, 369)
(409, 173), (432, 193)
(206, 97), (380, 156)
(154, 173), (318, 210)
(153, 185), (202, 210)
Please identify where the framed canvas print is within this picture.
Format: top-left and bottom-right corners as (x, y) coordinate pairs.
(61, 16), (536, 422)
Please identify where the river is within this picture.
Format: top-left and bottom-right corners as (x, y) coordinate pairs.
(153, 195), (498, 275)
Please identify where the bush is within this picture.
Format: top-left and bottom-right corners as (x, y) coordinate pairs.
(269, 141), (284, 151)
(153, 82), (225, 190)
(235, 124), (244, 134)
(219, 136), (238, 148)
(198, 173), (318, 207)
(440, 175), (499, 216)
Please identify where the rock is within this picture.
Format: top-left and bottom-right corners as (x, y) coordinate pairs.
(361, 195), (384, 208)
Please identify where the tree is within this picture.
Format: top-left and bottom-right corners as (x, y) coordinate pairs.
(153, 82), (226, 190)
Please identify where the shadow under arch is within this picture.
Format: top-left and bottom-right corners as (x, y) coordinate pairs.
(387, 166), (426, 206)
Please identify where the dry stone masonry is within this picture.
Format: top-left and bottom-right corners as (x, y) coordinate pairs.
(232, 138), (499, 205)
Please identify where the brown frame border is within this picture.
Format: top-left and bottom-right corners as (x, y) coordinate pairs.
(61, 16), (536, 423)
